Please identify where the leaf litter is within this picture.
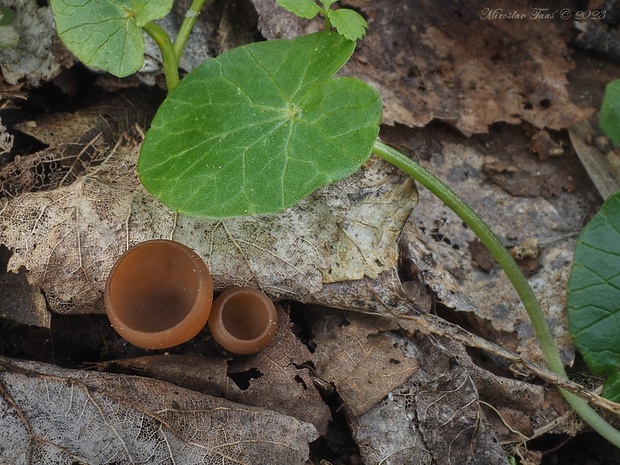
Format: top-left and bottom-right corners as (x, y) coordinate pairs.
(0, 0), (617, 463)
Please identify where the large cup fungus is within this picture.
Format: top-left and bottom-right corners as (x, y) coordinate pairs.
(208, 287), (278, 354)
(104, 240), (213, 349)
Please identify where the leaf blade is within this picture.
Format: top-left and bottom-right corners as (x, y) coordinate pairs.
(328, 8), (368, 41)
(50, 0), (173, 77)
(599, 79), (620, 147)
(139, 31), (382, 218)
(567, 190), (620, 400)
(276, 0), (322, 19)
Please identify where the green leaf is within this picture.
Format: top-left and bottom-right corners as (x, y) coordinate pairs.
(275, 0), (322, 19)
(599, 79), (620, 147)
(603, 371), (620, 402)
(567, 190), (620, 400)
(139, 31), (382, 218)
(328, 8), (367, 41)
(0, 7), (16, 27)
(50, 0), (173, 78)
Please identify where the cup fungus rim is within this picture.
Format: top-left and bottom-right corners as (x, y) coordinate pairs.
(104, 239), (213, 350)
(208, 286), (278, 355)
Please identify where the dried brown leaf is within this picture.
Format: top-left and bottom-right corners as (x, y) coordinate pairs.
(226, 306), (331, 434)
(353, 333), (508, 465)
(307, 306), (420, 416)
(253, 0), (592, 135)
(0, 356), (318, 464)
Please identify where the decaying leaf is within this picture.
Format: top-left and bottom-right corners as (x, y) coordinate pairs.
(226, 306), (331, 434)
(0, 114), (417, 317)
(306, 306), (420, 417)
(253, 0), (592, 135)
(93, 308), (331, 435)
(0, 356), (318, 464)
(352, 332), (509, 465)
(384, 122), (593, 366)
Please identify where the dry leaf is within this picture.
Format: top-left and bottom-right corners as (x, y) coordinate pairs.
(0, 0), (74, 86)
(0, 116), (417, 319)
(253, 0), (592, 135)
(384, 122), (592, 365)
(353, 333), (508, 465)
(307, 306), (420, 417)
(226, 306), (331, 435)
(0, 355), (318, 464)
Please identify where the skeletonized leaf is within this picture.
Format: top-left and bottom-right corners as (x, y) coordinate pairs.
(0, 356), (317, 464)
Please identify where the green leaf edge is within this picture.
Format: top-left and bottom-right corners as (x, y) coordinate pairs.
(567, 190), (620, 393)
(599, 79), (620, 147)
(50, 0), (173, 78)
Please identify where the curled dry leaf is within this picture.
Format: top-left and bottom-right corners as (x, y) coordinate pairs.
(0, 123), (417, 317)
(0, 356), (318, 464)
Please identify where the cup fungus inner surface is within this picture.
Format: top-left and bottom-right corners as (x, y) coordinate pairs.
(107, 242), (203, 333)
(221, 293), (271, 340)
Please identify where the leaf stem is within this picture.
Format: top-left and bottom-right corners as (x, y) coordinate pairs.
(173, 0), (208, 66)
(372, 139), (620, 447)
(142, 21), (179, 92)
(324, 11), (331, 30)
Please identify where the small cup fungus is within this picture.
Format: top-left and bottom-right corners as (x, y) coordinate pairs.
(104, 240), (213, 350)
(208, 287), (278, 354)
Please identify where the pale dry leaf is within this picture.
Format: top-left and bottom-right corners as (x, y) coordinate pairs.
(386, 122), (591, 366)
(352, 333), (508, 465)
(253, 0), (592, 135)
(307, 306), (420, 416)
(0, 130), (417, 317)
(0, 117), (13, 154)
(0, 356), (318, 464)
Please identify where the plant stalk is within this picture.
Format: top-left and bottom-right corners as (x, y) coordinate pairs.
(173, 0), (208, 66)
(372, 139), (620, 447)
(142, 22), (179, 92)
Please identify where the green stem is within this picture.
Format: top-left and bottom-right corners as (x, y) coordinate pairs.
(142, 22), (179, 92)
(173, 0), (208, 66)
(372, 139), (620, 447)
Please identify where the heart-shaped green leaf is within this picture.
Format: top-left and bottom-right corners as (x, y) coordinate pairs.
(50, 0), (173, 77)
(567, 190), (620, 401)
(139, 31), (382, 218)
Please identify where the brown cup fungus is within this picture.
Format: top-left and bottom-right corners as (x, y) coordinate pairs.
(104, 240), (213, 349)
(208, 287), (278, 354)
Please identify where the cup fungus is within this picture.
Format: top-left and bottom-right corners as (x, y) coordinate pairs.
(104, 240), (213, 350)
(208, 287), (278, 354)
